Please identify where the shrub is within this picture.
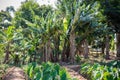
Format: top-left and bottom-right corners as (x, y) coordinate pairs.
(23, 62), (74, 80)
(80, 62), (120, 80)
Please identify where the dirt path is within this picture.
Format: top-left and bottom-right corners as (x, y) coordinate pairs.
(2, 67), (27, 80)
(61, 62), (87, 80)
(1, 63), (86, 80)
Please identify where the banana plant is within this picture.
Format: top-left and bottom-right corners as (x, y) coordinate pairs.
(0, 26), (15, 63)
(0, 25), (32, 64)
(57, 0), (105, 62)
(22, 10), (63, 62)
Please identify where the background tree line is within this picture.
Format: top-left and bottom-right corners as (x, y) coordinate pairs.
(0, 0), (120, 65)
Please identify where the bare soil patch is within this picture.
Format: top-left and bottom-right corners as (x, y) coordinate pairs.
(60, 62), (87, 80)
(2, 67), (27, 80)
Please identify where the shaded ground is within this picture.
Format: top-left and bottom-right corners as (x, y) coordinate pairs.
(1, 64), (86, 80)
(2, 67), (27, 80)
(60, 62), (87, 80)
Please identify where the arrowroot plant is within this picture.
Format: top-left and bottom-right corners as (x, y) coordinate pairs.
(80, 61), (120, 80)
(23, 62), (77, 80)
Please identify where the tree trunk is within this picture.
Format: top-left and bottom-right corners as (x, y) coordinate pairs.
(54, 36), (60, 62)
(3, 44), (10, 63)
(22, 51), (26, 65)
(105, 35), (110, 59)
(43, 45), (46, 62)
(116, 33), (120, 60)
(61, 42), (70, 61)
(47, 40), (51, 61)
(41, 47), (44, 62)
(101, 42), (105, 54)
(69, 32), (76, 63)
(61, 43), (66, 61)
(76, 40), (84, 56)
(4, 51), (10, 63)
(44, 40), (51, 62)
(62, 38), (70, 61)
(83, 39), (89, 58)
(44, 44), (47, 62)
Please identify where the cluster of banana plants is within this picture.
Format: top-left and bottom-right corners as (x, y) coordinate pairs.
(0, 1), (63, 64)
(23, 62), (75, 80)
(80, 61), (120, 80)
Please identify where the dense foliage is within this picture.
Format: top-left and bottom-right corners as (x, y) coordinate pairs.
(80, 61), (120, 80)
(0, 0), (120, 80)
(23, 62), (76, 80)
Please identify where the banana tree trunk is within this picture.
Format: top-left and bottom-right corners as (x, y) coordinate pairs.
(116, 33), (120, 60)
(83, 39), (89, 58)
(3, 44), (10, 63)
(105, 35), (110, 59)
(44, 43), (48, 62)
(62, 38), (70, 61)
(61, 42), (66, 61)
(101, 42), (105, 54)
(47, 40), (51, 61)
(41, 47), (44, 62)
(22, 50), (25, 65)
(53, 36), (60, 62)
(78, 40), (84, 55)
(44, 43), (47, 62)
(44, 40), (51, 62)
(101, 46), (105, 54)
(69, 32), (76, 63)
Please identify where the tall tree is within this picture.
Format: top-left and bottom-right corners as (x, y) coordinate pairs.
(102, 0), (120, 59)
(0, 10), (12, 28)
(57, 0), (104, 62)
(13, 0), (63, 62)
